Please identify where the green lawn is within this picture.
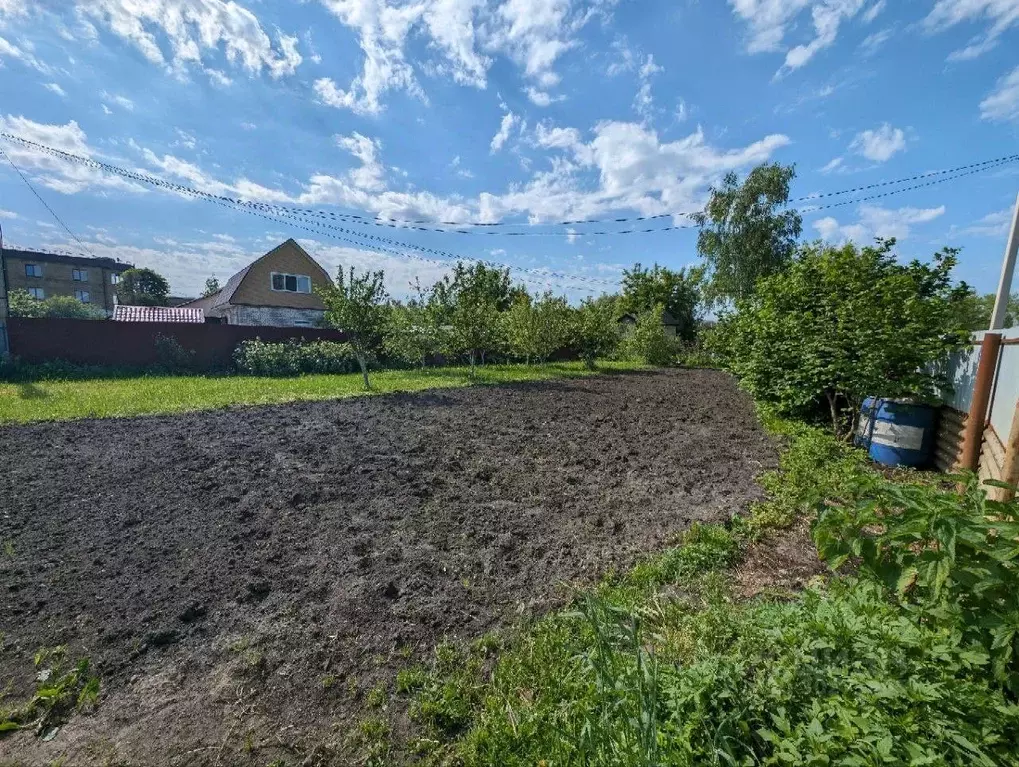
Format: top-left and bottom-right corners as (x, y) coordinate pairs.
(0, 361), (642, 424)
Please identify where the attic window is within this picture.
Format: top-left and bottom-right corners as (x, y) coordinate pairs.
(271, 272), (312, 294)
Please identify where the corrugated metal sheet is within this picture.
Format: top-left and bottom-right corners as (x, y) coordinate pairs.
(113, 306), (205, 323)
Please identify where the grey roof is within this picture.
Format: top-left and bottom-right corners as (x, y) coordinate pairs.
(617, 310), (682, 327)
(181, 265), (251, 311)
(2, 248), (133, 271)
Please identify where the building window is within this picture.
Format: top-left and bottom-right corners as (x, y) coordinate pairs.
(27, 287), (45, 299)
(25, 263), (43, 278)
(111, 273), (120, 285)
(75, 290), (91, 303)
(270, 272), (312, 294)
(72, 268), (89, 282)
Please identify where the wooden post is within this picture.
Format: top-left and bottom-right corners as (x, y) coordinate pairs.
(960, 332), (1003, 473)
(1000, 399), (1019, 502)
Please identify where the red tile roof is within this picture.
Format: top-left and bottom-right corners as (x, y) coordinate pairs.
(113, 305), (205, 323)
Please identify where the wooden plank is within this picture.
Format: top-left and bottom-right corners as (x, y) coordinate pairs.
(984, 427), (1006, 473)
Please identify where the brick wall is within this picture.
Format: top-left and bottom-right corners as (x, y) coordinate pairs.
(225, 305), (326, 327)
(8, 317), (348, 371)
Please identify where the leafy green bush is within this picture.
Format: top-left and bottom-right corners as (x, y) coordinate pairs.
(233, 339), (359, 376)
(815, 475), (1019, 694)
(8, 289), (107, 320)
(620, 304), (679, 366)
(571, 298), (620, 370)
(153, 333), (197, 373)
(709, 240), (969, 435)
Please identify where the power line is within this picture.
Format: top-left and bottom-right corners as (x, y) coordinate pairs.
(0, 133), (621, 288)
(0, 145), (95, 256)
(3, 131), (1016, 237)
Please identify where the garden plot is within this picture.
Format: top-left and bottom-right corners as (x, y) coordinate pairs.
(0, 369), (775, 766)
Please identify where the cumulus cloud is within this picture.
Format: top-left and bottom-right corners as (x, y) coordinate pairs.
(924, 0), (1019, 61)
(314, 0), (600, 114)
(849, 123), (906, 162)
(0, 208), (18, 219)
(980, 65), (1019, 122)
(335, 132), (386, 191)
(76, 0), (302, 79)
(813, 204), (945, 242)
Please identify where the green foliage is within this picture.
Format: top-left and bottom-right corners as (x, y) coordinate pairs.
(0, 647), (100, 737)
(711, 239), (969, 435)
(385, 281), (448, 368)
(115, 267), (170, 306)
(431, 262), (517, 314)
(202, 276), (221, 297)
(620, 304), (678, 366)
(8, 289), (106, 319)
(572, 298), (620, 370)
(503, 292), (572, 364)
(815, 475), (1019, 694)
(619, 263), (703, 342)
(952, 288), (1018, 331)
(320, 266), (390, 389)
(694, 162), (802, 303)
(233, 339), (359, 376)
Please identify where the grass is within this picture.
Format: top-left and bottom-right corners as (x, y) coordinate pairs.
(398, 417), (1019, 766)
(0, 361), (642, 423)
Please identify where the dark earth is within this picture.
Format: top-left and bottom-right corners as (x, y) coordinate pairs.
(0, 369), (777, 766)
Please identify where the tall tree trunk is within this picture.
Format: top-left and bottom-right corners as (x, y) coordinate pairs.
(469, 350), (476, 378)
(825, 390), (840, 437)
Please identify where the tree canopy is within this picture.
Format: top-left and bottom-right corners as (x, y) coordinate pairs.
(116, 268), (170, 307)
(619, 263), (702, 342)
(694, 163), (802, 304)
(8, 289), (106, 320)
(320, 266), (390, 389)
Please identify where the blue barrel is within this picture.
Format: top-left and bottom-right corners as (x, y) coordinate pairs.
(855, 397), (936, 468)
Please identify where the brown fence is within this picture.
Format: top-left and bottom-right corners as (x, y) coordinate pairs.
(7, 317), (348, 371)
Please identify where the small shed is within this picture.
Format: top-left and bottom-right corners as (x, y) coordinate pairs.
(617, 310), (682, 337)
(113, 305), (205, 323)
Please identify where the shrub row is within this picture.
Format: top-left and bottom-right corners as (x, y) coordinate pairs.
(232, 338), (360, 376)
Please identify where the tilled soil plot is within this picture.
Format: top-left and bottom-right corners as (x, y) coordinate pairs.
(0, 369), (776, 766)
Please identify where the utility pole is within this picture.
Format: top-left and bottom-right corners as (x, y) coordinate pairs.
(0, 222), (9, 357)
(990, 192), (1019, 330)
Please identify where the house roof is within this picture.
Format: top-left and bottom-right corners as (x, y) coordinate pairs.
(113, 305), (205, 323)
(181, 238), (327, 312)
(3, 248), (133, 271)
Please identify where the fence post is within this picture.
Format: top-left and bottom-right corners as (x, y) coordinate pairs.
(960, 332), (1003, 473)
(1001, 399), (1019, 502)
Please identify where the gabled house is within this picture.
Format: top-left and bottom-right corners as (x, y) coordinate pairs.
(183, 239), (332, 327)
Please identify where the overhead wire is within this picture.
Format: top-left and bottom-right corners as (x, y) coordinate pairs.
(0, 132), (620, 289)
(3, 131), (1016, 237)
(0, 145), (95, 256)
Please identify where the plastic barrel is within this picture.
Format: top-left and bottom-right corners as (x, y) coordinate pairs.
(854, 397), (936, 468)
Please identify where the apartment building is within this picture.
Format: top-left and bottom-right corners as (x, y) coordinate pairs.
(3, 249), (133, 315)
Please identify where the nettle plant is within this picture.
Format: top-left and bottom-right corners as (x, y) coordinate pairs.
(814, 475), (1019, 694)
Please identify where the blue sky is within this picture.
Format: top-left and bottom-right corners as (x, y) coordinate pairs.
(0, 0), (1017, 300)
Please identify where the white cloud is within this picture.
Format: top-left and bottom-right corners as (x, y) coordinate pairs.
(980, 65), (1019, 122)
(207, 69), (232, 87)
(100, 103), (112, 115)
(77, 0), (302, 78)
(849, 123), (906, 162)
(490, 110), (519, 153)
(44, 82), (66, 97)
(100, 91), (135, 111)
(955, 206), (1014, 238)
(729, 0), (871, 74)
(0, 208), (18, 219)
(924, 0), (1019, 61)
(335, 132), (386, 191)
(813, 204), (945, 242)
(314, 0), (600, 114)
(450, 155), (474, 178)
(0, 34), (48, 72)
(820, 156), (844, 173)
(861, 0), (885, 23)
(525, 87), (564, 106)
(0, 0), (27, 17)
(0, 115), (143, 194)
(860, 26), (892, 55)
(633, 54), (662, 121)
